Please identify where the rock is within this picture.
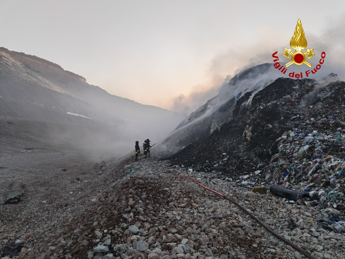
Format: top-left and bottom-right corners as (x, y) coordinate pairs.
(95, 230), (103, 239)
(294, 251), (302, 259)
(129, 225), (140, 234)
(88, 252), (94, 258)
(114, 244), (127, 251)
(148, 236), (156, 245)
(199, 235), (209, 245)
(4, 182), (25, 204)
(94, 245), (109, 253)
(286, 245), (294, 251)
(182, 244), (191, 253)
(174, 246), (184, 254)
(181, 238), (188, 245)
(144, 222), (151, 229)
(164, 234), (175, 243)
(104, 254), (116, 259)
(170, 228), (178, 233)
(148, 253), (159, 259)
(81, 240), (89, 246)
(136, 241), (149, 252)
(104, 239), (111, 246)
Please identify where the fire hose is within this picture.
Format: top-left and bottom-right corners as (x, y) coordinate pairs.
(152, 161), (315, 259)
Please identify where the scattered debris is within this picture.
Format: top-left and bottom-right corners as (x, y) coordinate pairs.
(4, 182), (25, 204)
(1, 242), (23, 257)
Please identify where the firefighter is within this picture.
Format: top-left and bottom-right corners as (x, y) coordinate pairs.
(145, 139), (152, 158)
(135, 141), (140, 161)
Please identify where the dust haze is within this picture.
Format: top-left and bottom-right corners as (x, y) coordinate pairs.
(0, 47), (184, 162)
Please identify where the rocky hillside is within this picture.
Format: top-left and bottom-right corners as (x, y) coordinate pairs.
(0, 47), (184, 155)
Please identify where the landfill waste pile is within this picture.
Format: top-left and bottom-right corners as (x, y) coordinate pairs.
(166, 74), (345, 239)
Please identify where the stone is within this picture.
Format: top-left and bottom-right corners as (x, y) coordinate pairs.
(199, 235), (209, 245)
(136, 241), (149, 252)
(104, 239), (111, 246)
(148, 253), (159, 259)
(294, 251), (302, 259)
(114, 244), (127, 251)
(81, 240), (89, 246)
(164, 234), (175, 243)
(129, 225), (140, 234)
(152, 248), (162, 255)
(173, 246), (184, 254)
(4, 182), (25, 204)
(170, 228), (178, 233)
(183, 244), (191, 253)
(95, 230), (103, 239)
(144, 222), (151, 229)
(181, 238), (188, 245)
(148, 236), (156, 245)
(94, 245), (109, 253)
(286, 245), (294, 251)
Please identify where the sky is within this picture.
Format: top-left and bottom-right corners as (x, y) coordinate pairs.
(1, 0), (345, 112)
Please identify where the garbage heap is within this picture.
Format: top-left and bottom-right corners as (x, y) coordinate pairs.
(169, 74), (345, 233)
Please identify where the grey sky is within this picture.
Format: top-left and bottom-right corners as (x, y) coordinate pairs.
(1, 0), (344, 110)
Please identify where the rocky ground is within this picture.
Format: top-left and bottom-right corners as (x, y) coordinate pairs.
(2, 156), (345, 259)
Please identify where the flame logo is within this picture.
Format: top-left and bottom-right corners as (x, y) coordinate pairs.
(283, 19), (315, 67)
(290, 19), (308, 52)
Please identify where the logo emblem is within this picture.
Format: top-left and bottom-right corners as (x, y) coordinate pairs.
(283, 19), (315, 67)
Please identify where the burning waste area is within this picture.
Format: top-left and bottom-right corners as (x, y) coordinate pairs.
(163, 73), (345, 241)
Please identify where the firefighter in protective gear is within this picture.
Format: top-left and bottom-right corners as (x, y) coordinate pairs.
(135, 141), (140, 161)
(145, 139), (152, 158)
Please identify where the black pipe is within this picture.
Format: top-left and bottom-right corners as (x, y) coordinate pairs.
(270, 185), (309, 201)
